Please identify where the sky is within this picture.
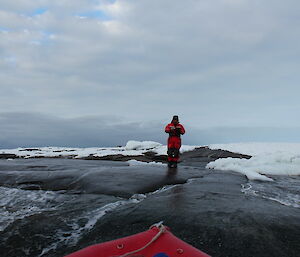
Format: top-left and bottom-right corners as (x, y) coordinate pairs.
(1, 0), (300, 148)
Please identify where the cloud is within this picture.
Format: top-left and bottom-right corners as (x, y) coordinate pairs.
(0, 0), (299, 132)
(1, 112), (299, 149)
(0, 112), (166, 148)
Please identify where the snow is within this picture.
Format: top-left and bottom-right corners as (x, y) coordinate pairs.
(180, 145), (199, 153)
(0, 141), (197, 160)
(127, 160), (167, 167)
(2, 141), (299, 182)
(125, 140), (162, 150)
(207, 143), (300, 181)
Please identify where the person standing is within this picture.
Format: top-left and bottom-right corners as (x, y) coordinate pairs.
(165, 115), (185, 168)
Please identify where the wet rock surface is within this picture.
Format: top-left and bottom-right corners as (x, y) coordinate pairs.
(0, 151), (299, 257)
(74, 146), (251, 163)
(0, 146), (251, 163)
(181, 147), (251, 162)
(82, 173), (299, 257)
(0, 153), (18, 159)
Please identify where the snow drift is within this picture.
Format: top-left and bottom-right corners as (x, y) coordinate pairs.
(207, 143), (300, 181)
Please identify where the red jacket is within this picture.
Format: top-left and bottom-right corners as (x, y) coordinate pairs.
(165, 123), (185, 137)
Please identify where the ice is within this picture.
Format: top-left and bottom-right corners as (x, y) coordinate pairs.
(209, 142), (300, 156)
(127, 159), (167, 166)
(0, 141), (197, 159)
(125, 140), (162, 150)
(207, 143), (300, 181)
(2, 141), (299, 182)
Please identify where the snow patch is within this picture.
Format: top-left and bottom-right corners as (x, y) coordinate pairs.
(0, 141), (197, 159)
(125, 140), (162, 150)
(127, 159), (166, 167)
(207, 143), (300, 181)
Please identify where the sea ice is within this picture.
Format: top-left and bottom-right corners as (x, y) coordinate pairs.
(207, 143), (300, 181)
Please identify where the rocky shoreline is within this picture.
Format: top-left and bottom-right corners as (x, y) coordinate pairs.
(0, 148), (299, 257)
(0, 146), (252, 163)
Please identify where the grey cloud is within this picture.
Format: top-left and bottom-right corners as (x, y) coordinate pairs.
(0, 0), (100, 13)
(0, 112), (299, 149)
(0, 112), (166, 148)
(0, 0), (300, 130)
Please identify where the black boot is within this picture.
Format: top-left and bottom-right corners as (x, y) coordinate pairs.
(168, 161), (177, 168)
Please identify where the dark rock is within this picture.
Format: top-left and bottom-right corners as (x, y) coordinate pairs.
(82, 147), (251, 163)
(0, 157), (298, 257)
(82, 153), (168, 163)
(0, 147), (251, 163)
(70, 173), (300, 257)
(0, 154), (18, 159)
(181, 146), (252, 162)
(19, 148), (41, 151)
(0, 159), (207, 197)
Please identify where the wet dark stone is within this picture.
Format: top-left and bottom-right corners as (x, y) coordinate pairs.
(181, 147), (252, 162)
(0, 154), (18, 159)
(0, 157), (299, 257)
(68, 173), (300, 257)
(19, 148), (41, 151)
(0, 147), (251, 163)
(81, 147), (251, 163)
(0, 160), (206, 198)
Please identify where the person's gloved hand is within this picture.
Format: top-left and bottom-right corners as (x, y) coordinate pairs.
(175, 127), (181, 136)
(169, 126), (176, 135)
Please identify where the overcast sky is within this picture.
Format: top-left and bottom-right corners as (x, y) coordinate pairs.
(1, 0), (300, 148)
